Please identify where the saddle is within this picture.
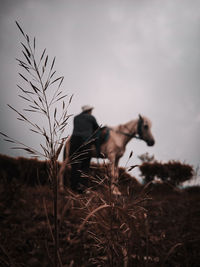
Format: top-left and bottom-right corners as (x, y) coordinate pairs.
(95, 126), (110, 157)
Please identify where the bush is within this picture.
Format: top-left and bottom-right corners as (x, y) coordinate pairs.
(139, 161), (194, 186)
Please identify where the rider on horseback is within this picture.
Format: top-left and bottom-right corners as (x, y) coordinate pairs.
(69, 105), (100, 193)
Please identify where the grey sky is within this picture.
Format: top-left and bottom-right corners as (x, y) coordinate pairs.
(0, 0), (200, 173)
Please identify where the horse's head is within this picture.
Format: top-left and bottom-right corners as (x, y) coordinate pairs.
(137, 114), (155, 146)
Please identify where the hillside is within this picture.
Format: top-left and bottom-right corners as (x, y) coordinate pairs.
(0, 154), (199, 266)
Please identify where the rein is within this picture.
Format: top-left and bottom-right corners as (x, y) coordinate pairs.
(115, 130), (136, 138)
(115, 130), (141, 140)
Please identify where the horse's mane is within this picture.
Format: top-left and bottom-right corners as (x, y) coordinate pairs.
(110, 116), (152, 132)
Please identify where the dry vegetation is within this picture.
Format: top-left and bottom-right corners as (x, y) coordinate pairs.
(0, 154), (200, 267)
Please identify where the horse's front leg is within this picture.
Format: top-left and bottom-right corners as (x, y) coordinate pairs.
(109, 155), (121, 195)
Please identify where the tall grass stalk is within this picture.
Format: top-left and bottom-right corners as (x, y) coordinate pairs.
(0, 22), (72, 266)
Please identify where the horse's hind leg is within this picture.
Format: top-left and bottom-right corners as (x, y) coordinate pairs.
(58, 158), (68, 191)
(58, 141), (70, 191)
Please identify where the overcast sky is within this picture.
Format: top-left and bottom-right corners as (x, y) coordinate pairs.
(0, 0), (200, 175)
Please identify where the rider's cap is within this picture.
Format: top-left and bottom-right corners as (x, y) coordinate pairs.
(82, 105), (94, 112)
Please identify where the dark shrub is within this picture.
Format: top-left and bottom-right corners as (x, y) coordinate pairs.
(140, 161), (193, 186)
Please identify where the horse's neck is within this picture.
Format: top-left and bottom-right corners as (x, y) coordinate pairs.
(117, 119), (138, 144)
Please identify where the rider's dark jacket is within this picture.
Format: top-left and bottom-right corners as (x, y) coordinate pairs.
(72, 111), (99, 140)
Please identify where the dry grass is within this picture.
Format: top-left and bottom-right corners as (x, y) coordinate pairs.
(0, 159), (200, 266)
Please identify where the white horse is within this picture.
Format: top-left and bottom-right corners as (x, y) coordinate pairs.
(59, 114), (155, 195)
